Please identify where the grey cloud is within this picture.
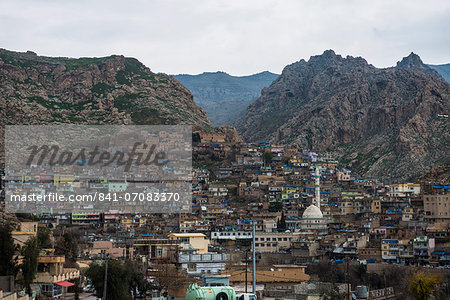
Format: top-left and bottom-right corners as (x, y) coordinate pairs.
(0, 0), (448, 75)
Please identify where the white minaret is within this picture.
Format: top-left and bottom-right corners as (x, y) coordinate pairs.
(315, 167), (320, 209)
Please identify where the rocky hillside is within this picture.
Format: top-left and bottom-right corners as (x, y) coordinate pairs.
(419, 162), (450, 185)
(0, 49), (212, 166)
(174, 71), (278, 126)
(428, 63), (450, 83)
(236, 50), (449, 182)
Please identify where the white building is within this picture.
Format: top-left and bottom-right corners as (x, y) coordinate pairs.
(300, 167), (327, 233)
(388, 183), (420, 198)
(179, 249), (230, 276)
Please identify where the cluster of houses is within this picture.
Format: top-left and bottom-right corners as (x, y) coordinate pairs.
(0, 131), (448, 299)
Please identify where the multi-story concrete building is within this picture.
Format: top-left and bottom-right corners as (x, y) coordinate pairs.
(132, 237), (180, 261)
(423, 191), (449, 222)
(169, 233), (210, 254)
(208, 184), (228, 197)
(381, 239), (414, 264)
(211, 231), (296, 252)
(388, 183), (420, 198)
(254, 232), (296, 252)
(210, 231), (253, 246)
(179, 249), (230, 276)
(413, 236), (435, 265)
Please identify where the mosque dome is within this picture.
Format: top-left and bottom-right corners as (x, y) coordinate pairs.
(302, 204), (323, 219)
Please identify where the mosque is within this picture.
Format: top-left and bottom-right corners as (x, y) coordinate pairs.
(299, 167), (328, 233)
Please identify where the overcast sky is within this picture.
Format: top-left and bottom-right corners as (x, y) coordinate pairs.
(0, 0), (449, 75)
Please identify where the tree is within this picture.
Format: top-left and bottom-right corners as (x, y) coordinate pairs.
(21, 236), (39, 296)
(125, 260), (153, 299)
(269, 201), (283, 212)
(277, 213), (287, 231)
(85, 260), (150, 300)
(0, 223), (18, 276)
(152, 261), (189, 295)
(192, 132), (201, 143)
(37, 226), (52, 249)
(409, 270), (441, 300)
(263, 151), (274, 165)
(55, 232), (78, 263)
(74, 279), (80, 300)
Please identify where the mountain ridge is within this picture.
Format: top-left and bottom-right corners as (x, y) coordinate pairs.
(174, 71), (278, 126)
(428, 63), (450, 83)
(0, 48), (213, 166)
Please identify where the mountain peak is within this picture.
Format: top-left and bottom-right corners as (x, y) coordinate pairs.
(322, 49), (337, 57)
(309, 49), (342, 63)
(397, 52), (425, 68)
(396, 52), (443, 79)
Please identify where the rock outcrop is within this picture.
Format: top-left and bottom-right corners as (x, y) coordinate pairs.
(396, 52), (443, 79)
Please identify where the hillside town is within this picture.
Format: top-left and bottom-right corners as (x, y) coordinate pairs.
(0, 131), (448, 299)
(1, 0), (449, 299)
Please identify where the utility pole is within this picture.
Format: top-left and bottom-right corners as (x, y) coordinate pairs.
(384, 270), (387, 300)
(103, 259), (108, 300)
(245, 248), (248, 293)
(346, 257), (350, 300)
(252, 218), (256, 294)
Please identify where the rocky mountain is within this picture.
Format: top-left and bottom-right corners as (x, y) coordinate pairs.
(0, 49), (212, 166)
(428, 63), (450, 83)
(236, 50), (449, 182)
(174, 71), (278, 126)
